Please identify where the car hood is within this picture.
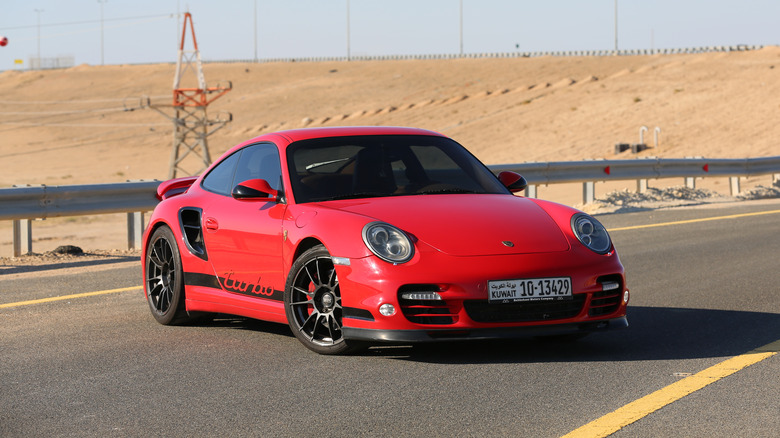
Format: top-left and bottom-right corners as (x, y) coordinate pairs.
(320, 194), (570, 256)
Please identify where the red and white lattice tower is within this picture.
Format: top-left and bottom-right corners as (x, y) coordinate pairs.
(149, 13), (232, 178)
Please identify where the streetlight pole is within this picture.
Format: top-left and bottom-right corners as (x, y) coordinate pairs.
(614, 0), (618, 53)
(459, 0), (463, 56)
(98, 0), (107, 65)
(254, 0), (258, 62)
(346, 0), (351, 60)
(34, 8), (43, 68)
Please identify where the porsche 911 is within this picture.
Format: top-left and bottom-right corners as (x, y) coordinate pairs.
(143, 126), (628, 354)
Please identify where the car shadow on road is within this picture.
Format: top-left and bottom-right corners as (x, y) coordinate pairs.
(198, 316), (296, 338)
(363, 306), (780, 364)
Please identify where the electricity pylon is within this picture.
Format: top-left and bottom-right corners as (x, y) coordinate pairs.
(146, 12), (232, 179)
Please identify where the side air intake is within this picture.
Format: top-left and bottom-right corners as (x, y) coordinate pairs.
(179, 208), (208, 261)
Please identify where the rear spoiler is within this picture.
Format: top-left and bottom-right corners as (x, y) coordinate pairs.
(156, 176), (198, 201)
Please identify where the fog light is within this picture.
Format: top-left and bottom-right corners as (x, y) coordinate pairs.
(623, 290), (630, 304)
(379, 303), (396, 316)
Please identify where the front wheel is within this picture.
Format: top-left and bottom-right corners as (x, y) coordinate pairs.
(145, 225), (190, 325)
(284, 245), (364, 355)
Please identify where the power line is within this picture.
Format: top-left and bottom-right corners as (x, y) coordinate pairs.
(0, 95), (169, 105)
(0, 107), (136, 116)
(0, 121), (169, 127)
(0, 129), (170, 159)
(0, 97), (170, 132)
(8, 16), (174, 43)
(0, 13), (176, 31)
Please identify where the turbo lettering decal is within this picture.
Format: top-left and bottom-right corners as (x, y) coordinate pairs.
(219, 272), (284, 301)
(184, 271), (284, 301)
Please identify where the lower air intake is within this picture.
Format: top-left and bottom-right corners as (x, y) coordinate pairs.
(464, 295), (586, 323)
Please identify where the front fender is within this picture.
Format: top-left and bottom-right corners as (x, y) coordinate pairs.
(283, 204), (375, 260)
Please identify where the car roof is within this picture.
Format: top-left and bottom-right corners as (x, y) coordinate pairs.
(255, 126), (446, 144)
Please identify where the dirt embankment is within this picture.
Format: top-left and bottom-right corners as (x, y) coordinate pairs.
(2, 48), (780, 257)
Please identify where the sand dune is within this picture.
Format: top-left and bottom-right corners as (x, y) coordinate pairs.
(2, 48), (780, 256)
(2, 47), (780, 188)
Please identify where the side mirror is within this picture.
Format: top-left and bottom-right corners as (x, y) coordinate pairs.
(498, 171), (528, 193)
(232, 179), (278, 201)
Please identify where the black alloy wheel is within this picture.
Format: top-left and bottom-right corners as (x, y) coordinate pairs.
(145, 225), (189, 325)
(284, 245), (363, 355)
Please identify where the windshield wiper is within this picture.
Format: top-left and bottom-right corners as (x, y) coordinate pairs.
(305, 157), (352, 171)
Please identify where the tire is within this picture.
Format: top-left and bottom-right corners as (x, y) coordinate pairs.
(145, 225), (190, 325)
(284, 245), (364, 355)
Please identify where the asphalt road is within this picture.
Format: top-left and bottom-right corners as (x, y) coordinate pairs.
(2, 199), (779, 437)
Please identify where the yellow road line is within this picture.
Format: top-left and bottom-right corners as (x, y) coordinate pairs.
(608, 209), (780, 232)
(562, 339), (780, 438)
(0, 285), (142, 309)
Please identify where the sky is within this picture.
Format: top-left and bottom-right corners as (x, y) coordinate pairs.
(1, 0), (779, 71)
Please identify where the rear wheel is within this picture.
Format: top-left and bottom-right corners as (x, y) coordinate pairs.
(145, 225), (190, 325)
(284, 245), (364, 355)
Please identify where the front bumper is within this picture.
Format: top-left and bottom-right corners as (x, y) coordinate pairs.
(336, 246), (628, 337)
(343, 316), (628, 342)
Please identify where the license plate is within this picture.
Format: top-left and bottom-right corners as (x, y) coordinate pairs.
(488, 277), (572, 303)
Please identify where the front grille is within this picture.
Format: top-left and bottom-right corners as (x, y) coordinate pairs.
(398, 285), (457, 325)
(464, 295), (586, 323)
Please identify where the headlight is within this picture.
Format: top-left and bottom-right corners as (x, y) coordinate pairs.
(571, 213), (612, 254)
(362, 222), (414, 264)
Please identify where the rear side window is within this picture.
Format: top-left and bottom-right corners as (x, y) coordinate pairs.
(201, 143), (282, 196)
(202, 151), (241, 195)
(232, 144), (282, 191)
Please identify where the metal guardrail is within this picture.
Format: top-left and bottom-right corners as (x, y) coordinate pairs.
(6, 45), (764, 74)
(204, 45), (764, 65)
(492, 156), (780, 202)
(1, 181), (159, 257)
(2, 157), (780, 257)
(0, 182), (160, 221)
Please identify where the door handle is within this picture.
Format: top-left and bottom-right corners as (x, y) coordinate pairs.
(205, 217), (219, 232)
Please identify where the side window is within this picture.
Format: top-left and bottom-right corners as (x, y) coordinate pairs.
(201, 150), (241, 196)
(232, 143), (283, 191)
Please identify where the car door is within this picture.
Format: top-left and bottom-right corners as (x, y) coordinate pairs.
(200, 143), (287, 302)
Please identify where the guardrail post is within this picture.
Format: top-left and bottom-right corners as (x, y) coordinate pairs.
(583, 181), (595, 204)
(12, 219), (33, 257)
(729, 177), (741, 196)
(685, 177), (696, 189)
(637, 179), (648, 193)
(525, 184), (537, 198)
(127, 212), (145, 250)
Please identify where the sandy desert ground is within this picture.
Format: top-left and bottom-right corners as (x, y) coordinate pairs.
(2, 47), (780, 258)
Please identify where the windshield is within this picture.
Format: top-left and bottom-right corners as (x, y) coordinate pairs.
(287, 135), (509, 203)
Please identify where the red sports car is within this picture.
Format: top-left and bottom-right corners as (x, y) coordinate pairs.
(143, 126), (628, 354)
